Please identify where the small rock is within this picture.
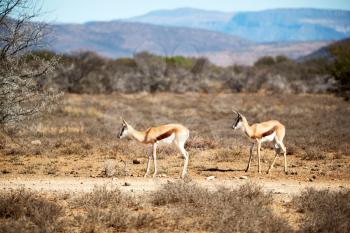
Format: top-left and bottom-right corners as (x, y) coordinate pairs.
(206, 176), (215, 180)
(132, 159), (140, 164)
(31, 140), (42, 146)
(123, 182), (131, 186)
(240, 176), (248, 180)
(308, 178), (313, 182)
(112, 177), (118, 181)
(312, 175), (316, 179)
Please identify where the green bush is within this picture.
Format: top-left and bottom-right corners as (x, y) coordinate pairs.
(329, 39), (350, 100)
(165, 56), (194, 69)
(254, 56), (276, 66)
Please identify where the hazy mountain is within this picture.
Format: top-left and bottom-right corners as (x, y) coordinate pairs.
(45, 20), (331, 66)
(203, 41), (331, 66)
(127, 7), (233, 32)
(300, 37), (350, 61)
(48, 21), (252, 58)
(128, 8), (350, 43)
(225, 9), (350, 42)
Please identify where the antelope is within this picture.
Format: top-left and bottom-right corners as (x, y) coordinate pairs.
(117, 119), (190, 178)
(232, 110), (287, 174)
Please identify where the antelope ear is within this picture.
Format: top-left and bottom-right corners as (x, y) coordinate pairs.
(122, 119), (129, 126)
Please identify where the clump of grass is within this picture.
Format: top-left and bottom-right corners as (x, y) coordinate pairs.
(151, 181), (292, 233)
(294, 188), (350, 233)
(102, 159), (117, 177)
(302, 148), (326, 160)
(0, 189), (63, 233)
(72, 186), (155, 232)
(213, 147), (241, 162)
(151, 180), (209, 206)
(186, 136), (218, 150)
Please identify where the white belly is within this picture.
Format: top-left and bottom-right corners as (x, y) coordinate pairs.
(159, 133), (175, 144)
(261, 132), (276, 142)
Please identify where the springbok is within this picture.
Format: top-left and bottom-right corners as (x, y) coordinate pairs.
(232, 110), (287, 174)
(117, 119), (190, 178)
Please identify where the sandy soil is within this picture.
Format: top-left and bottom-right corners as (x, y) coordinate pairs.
(1, 176), (348, 197)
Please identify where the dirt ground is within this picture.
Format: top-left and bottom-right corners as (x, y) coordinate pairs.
(0, 93), (349, 232)
(1, 92), (349, 188)
(1, 176), (349, 196)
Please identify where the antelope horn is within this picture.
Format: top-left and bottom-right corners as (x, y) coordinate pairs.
(232, 108), (241, 117)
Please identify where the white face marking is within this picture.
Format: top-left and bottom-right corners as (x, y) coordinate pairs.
(118, 124), (128, 139)
(234, 121), (242, 130)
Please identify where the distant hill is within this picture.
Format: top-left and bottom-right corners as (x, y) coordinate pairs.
(127, 8), (350, 43)
(48, 21), (252, 58)
(45, 20), (332, 66)
(301, 37), (350, 61)
(127, 7), (233, 32)
(225, 9), (350, 42)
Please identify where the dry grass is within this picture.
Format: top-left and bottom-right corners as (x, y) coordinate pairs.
(294, 188), (350, 233)
(70, 186), (155, 232)
(152, 181), (293, 233)
(0, 189), (63, 233)
(0, 184), (349, 233)
(0, 93), (350, 180)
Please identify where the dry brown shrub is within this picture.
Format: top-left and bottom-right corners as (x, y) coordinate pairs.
(301, 148), (326, 160)
(72, 186), (155, 232)
(294, 188), (350, 233)
(151, 181), (292, 233)
(0, 189), (63, 233)
(186, 136), (218, 150)
(214, 147), (241, 162)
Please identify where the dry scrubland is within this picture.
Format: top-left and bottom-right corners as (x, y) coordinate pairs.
(1, 93), (349, 180)
(0, 182), (349, 232)
(0, 93), (350, 232)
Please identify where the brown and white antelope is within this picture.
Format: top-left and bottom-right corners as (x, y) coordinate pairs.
(232, 110), (287, 174)
(117, 119), (190, 178)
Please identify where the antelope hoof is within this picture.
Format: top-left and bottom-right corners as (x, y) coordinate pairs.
(144, 173), (149, 178)
(153, 173), (157, 178)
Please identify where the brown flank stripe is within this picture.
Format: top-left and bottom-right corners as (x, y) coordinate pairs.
(262, 127), (276, 138)
(157, 129), (175, 141)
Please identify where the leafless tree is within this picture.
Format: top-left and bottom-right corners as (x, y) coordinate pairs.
(0, 0), (59, 127)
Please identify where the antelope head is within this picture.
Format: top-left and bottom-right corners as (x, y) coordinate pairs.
(118, 118), (129, 139)
(232, 109), (243, 130)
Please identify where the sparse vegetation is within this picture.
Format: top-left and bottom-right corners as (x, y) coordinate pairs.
(0, 189), (63, 233)
(329, 38), (350, 100)
(0, 0), (60, 127)
(294, 188), (350, 233)
(152, 181), (293, 232)
(1, 93), (349, 179)
(23, 50), (334, 95)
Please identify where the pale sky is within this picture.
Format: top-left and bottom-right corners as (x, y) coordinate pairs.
(39, 0), (350, 23)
